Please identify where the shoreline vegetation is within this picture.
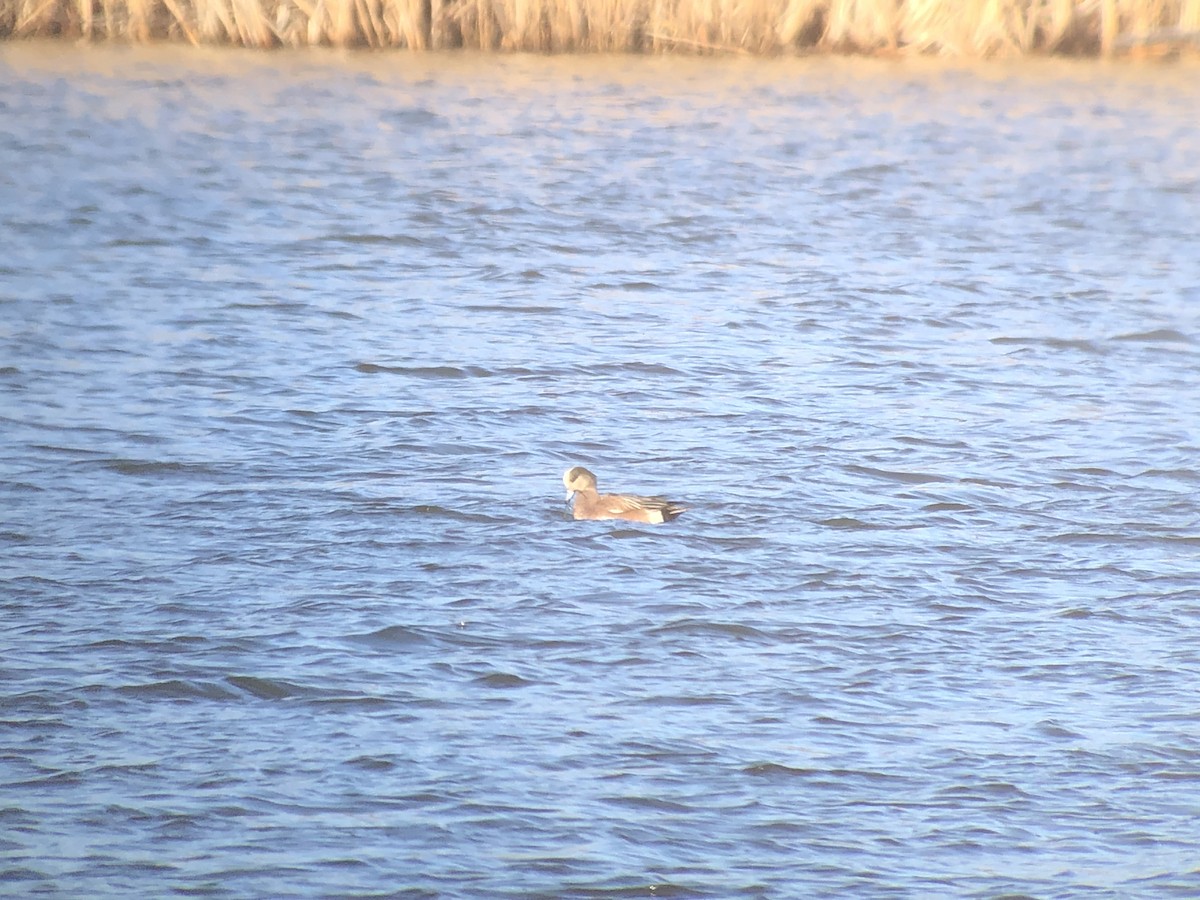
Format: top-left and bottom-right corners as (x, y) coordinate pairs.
(2, 0), (1199, 56)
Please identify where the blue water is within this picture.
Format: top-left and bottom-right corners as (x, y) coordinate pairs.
(2, 45), (1200, 897)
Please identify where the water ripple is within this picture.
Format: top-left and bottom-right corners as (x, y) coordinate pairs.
(2, 45), (1199, 900)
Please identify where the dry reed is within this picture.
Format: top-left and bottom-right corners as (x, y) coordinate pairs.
(3, 0), (1200, 54)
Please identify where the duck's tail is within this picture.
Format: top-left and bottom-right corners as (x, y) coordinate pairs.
(661, 502), (687, 522)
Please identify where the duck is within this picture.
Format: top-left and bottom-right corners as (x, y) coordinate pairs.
(563, 466), (687, 524)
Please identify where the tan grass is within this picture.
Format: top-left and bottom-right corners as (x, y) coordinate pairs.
(76, 0), (92, 37)
(3, 0), (1200, 55)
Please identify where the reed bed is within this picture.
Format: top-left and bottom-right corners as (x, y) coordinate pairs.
(3, 0), (1200, 54)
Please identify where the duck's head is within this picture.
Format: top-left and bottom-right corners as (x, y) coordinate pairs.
(563, 466), (598, 498)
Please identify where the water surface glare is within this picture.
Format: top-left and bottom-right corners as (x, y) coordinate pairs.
(2, 45), (1200, 898)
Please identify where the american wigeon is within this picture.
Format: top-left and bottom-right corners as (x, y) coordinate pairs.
(563, 466), (687, 524)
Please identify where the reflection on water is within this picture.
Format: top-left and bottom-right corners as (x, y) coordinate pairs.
(2, 43), (1199, 898)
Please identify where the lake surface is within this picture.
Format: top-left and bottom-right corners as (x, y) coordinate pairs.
(2, 44), (1199, 897)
